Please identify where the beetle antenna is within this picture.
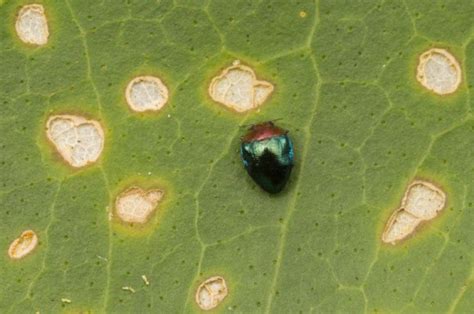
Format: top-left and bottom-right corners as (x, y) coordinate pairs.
(239, 121), (256, 129)
(239, 119), (283, 129)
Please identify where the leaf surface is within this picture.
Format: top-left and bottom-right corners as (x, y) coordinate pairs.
(1, 0), (473, 313)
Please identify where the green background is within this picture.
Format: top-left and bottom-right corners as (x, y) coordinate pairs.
(1, 0), (473, 312)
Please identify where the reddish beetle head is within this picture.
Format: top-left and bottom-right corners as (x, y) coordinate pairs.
(241, 121), (287, 142)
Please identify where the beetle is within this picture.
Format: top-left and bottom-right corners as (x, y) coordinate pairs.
(240, 121), (294, 194)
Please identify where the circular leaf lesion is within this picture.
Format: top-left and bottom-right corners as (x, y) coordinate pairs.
(125, 76), (169, 113)
(382, 180), (446, 245)
(208, 60), (274, 113)
(8, 229), (38, 260)
(416, 48), (462, 95)
(45, 115), (105, 168)
(114, 186), (164, 224)
(195, 275), (229, 311)
(15, 4), (49, 46)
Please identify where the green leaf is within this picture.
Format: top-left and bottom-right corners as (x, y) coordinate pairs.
(1, 0), (473, 313)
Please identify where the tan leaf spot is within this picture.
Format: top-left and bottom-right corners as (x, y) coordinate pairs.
(209, 60), (274, 112)
(115, 187), (164, 224)
(125, 76), (169, 112)
(195, 276), (228, 311)
(8, 230), (38, 260)
(382, 180), (446, 245)
(15, 4), (49, 46)
(46, 115), (104, 168)
(416, 48), (461, 95)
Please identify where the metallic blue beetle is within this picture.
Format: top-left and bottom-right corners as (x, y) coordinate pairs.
(240, 121), (294, 194)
